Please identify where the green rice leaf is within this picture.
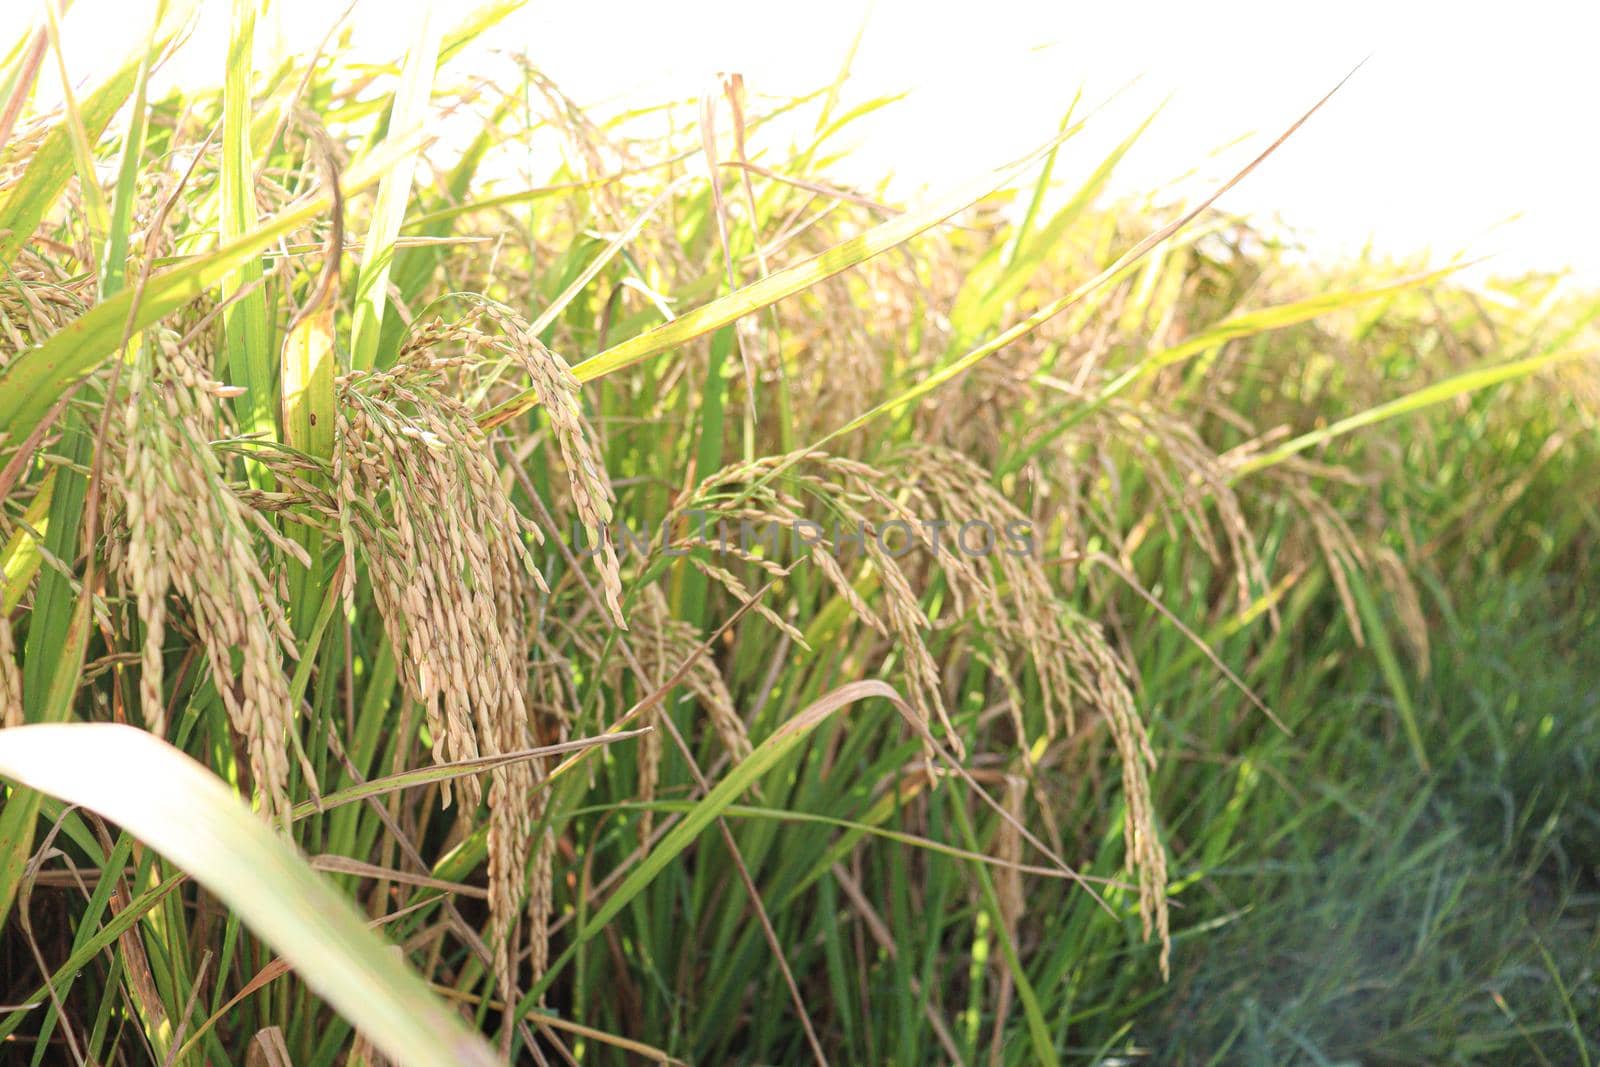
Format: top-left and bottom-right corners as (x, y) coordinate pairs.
(220, 0), (277, 453)
(513, 681), (901, 1017)
(1230, 344), (1595, 479)
(348, 6), (441, 372)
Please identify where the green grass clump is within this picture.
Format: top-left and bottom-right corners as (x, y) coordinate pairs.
(1, 4), (1597, 1064)
(1152, 578), (1600, 1063)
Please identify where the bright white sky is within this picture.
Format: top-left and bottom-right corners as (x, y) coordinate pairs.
(12, 0), (1600, 282)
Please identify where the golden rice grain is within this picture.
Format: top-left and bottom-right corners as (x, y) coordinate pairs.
(667, 445), (1172, 969)
(112, 335), (303, 828)
(331, 314), (611, 992)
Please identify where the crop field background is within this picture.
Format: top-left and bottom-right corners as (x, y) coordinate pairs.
(0, 2), (1596, 1064)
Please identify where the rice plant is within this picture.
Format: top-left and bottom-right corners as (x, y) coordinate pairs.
(1, 3), (1596, 1064)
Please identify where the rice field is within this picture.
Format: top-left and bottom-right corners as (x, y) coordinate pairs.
(1, 4), (1597, 1064)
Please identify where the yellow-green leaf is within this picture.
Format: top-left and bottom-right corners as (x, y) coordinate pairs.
(0, 723), (499, 1067)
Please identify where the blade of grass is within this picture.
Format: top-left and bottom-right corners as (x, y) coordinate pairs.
(0, 870), (185, 1043)
(1230, 345), (1597, 480)
(290, 729), (651, 820)
(950, 103), (1156, 344)
(946, 787), (1058, 1066)
(280, 126), (345, 630)
(0, 12), (183, 262)
(3, 411), (92, 930)
(0, 5), (167, 933)
(0, 723), (501, 1067)
(0, 474), (51, 614)
(0, 15), (50, 155)
(1346, 566), (1429, 773)
(348, 5), (440, 372)
(220, 0), (277, 464)
(99, 2), (161, 296)
(39, 0), (110, 250)
(514, 681), (902, 1015)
